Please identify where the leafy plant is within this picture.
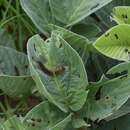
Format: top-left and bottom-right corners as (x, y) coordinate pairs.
(1, 0), (130, 130)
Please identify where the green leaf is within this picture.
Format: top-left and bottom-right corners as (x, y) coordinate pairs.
(0, 46), (34, 97)
(104, 62), (130, 121)
(25, 101), (72, 130)
(71, 23), (101, 40)
(113, 6), (130, 24)
(94, 24), (130, 61)
(78, 77), (130, 121)
(48, 24), (90, 49)
(49, 0), (112, 26)
(20, 0), (61, 36)
(27, 33), (88, 112)
(106, 99), (130, 121)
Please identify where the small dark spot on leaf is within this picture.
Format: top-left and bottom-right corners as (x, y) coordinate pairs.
(36, 119), (42, 123)
(93, 118), (100, 124)
(32, 56), (34, 60)
(90, 3), (100, 10)
(105, 96), (109, 100)
(72, 112), (78, 119)
(39, 33), (47, 40)
(32, 123), (36, 127)
(90, 13), (100, 22)
(97, 119), (106, 127)
(37, 61), (54, 76)
(124, 48), (129, 52)
(24, 64), (28, 69)
(31, 118), (36, 121)
(114, 34), (119, 39)
(34, 44), (36, 51)
(17, 114), (20, 117)
(128, 51), (130, 61)
(37, 61), (65, 76)
(95, 86), (102, 101)
(14, 66), (20, 76)
(121, 14), (128, 19)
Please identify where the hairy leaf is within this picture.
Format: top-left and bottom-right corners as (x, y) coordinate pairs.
(27, 33), (88, 112)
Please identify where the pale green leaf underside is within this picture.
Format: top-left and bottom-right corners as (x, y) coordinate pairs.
(27, 33), (88, 112)
(49, 0), (112, 26)
(94, 24), (130, 61)
(113, 6), (130, 24)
